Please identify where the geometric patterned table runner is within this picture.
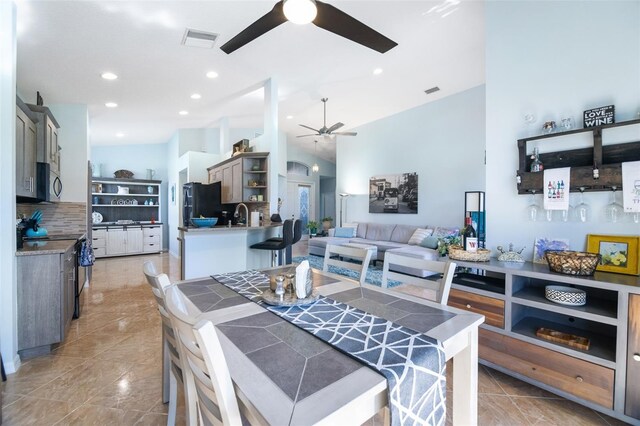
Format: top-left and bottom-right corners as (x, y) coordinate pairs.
(213, 270), (446, 426)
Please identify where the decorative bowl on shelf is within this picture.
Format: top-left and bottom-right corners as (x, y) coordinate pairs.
(191, 218), (218, 228)
(545, 285), (587, 306)
(545, 250), (600, 276)
(114, 169), (134, 179)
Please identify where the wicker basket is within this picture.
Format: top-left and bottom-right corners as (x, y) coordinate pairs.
(448, 245), (491, 262)
(545, 251), (601, 276)
(113, 169), (134, 179)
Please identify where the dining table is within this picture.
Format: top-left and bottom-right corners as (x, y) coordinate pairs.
(173, 266), (484, 425)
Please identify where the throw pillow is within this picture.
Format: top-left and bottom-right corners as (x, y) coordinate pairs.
(420, 236), (440, 249)
(342, 223), (358, 237)
(408, 228), (433, 245)
(334, 227), (355, 238)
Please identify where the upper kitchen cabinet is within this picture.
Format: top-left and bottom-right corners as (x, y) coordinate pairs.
(27, 103), (61, 175)
(16, 98), (38, 199)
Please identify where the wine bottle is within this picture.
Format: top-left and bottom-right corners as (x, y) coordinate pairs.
(530, 147), (544, 172)
(463, 217), (478, 252)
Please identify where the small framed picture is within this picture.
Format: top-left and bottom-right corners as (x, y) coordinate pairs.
(587, 234), (640, 276)
(533, 238), (569, 264)
(170, 183), (176, 206)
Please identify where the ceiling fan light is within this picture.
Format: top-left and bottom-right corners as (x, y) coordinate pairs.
(283, 0), (317, 25)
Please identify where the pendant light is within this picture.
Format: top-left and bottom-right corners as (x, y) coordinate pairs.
(312, 140), (319, 173)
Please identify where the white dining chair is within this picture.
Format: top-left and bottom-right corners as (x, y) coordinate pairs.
(323, 243), (375, 285)
(381, 253), (457, 304)
(143, 261), (198, 426)
(164, 284), (243, 426)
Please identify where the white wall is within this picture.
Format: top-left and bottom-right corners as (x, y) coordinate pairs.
(92, 142), (170, 248)
(49, 104), (89, 203)
(0, 0), (19, 374)
(337, 85), (486, 228)
(167, 133), (180, 256)
(486, 1), (640, 260)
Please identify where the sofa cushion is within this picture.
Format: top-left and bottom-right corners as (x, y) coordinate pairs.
(407, 228), (433, 245)
(356, 223), (368, 239)
(370, 241), (407, 252)
(433, 226), (460, 238)
(308, 237), (350, 250)
(365, 223), (395, 241)
(391, 225), (420, 244)
(420, 236), (440, 249)
(334, 227), (354, 238)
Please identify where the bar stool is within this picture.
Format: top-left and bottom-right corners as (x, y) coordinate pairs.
(265, 219), (302, 264)
(250, 219), (294, 266)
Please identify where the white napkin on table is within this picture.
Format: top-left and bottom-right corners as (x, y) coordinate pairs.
(295, 260), (310, 298)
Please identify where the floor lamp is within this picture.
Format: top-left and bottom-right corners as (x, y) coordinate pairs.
(339, 193), (350, 227)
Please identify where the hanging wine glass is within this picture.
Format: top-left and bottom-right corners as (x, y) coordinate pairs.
(574, 187), (591, 223)
(526, 190), (541, 222)
(604, 186), (624, 223)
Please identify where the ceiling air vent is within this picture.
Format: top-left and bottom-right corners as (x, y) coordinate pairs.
(424, 86), (440, 95)
(181, 29), (219, 49)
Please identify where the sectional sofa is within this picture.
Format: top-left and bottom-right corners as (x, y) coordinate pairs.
(307, 222), (460, 277)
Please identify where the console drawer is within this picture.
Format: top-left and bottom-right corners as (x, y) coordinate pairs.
(93, 246), (106, 257)
(143, 242), (161, 253)
(449, 288), (504, 328)
(479, 329), (614, 408)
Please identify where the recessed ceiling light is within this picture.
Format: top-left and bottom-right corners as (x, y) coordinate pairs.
(286, 115), (293, 119)
(373, 68), (383, 75)
(105, 102), (118, 108)
(190, 93), (202, 100)
(179, 110), (189, 116)
(101, 72), (118, 80)
(206, 71), (219, 79)
(116, 132), (124, 138)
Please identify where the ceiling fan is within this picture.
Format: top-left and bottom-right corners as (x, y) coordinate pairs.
(297, 98), (357, 138)
(220, 0), (397, 54)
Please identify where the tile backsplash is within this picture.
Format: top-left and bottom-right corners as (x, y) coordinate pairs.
(17, 202), (87, 234)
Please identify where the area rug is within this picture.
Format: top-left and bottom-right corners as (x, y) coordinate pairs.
(292, 255), (401, 288)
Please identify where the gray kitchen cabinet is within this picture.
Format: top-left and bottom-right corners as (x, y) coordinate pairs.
(17, 245), (75, 357)
(29, 105), (60, 175)
(15, 105), (38, 198)
(207, 152), (270, 208)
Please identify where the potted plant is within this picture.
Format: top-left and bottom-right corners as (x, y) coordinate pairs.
(322, 216), (333, 231)
(306, 220), (318, 236)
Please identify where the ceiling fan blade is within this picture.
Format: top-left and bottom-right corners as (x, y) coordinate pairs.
(299, 124), (321, 133)
(220, 1), (287, 54)
(296, 133), (319, 138)
(313, 1), (398, 53)
(326, 122), (344, 133)
(333, 131), (358, 136)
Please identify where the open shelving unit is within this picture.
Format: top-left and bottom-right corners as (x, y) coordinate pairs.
(91, 177), (162, 223)
(516, 118), (640, 194)
(447, 259), (640, 423)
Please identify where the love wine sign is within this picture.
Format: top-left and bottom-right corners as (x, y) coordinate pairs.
(583, 105), (615, 128)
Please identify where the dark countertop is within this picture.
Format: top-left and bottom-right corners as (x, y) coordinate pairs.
(16, 239), (76, 256)
(92, 222), (164, 228)
(178, 223), (282, 233)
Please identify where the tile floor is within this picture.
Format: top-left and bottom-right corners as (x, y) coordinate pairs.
(0, 241), (628, 425)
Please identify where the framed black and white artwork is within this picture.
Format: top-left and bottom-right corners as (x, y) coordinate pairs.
(369, 173), (418, 214)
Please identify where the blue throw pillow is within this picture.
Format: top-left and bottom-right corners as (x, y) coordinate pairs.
(334, 227), (354, 238)
(420, 236), (440, 249)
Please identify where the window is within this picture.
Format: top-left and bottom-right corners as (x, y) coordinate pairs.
(287, 161), (309, 176)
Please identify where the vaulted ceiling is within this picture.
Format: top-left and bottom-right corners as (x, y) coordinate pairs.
(16, 0), (485, 162)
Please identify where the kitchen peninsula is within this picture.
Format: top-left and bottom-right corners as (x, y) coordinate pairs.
(178, 224), (282, 279)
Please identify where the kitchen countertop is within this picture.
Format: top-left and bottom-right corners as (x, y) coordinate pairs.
(16, 239), (76, 256)
(93, 222), (164, 227)
(178, 223), (282, 233)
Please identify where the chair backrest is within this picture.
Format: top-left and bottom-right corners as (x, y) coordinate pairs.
(281, 218), (294, 246)
(292, 219), (303, 244)
(143, 261), (181, 365)
(323, 244), (374, 285)
(381, 253), (456, 304)
(164, 285), (242, 426)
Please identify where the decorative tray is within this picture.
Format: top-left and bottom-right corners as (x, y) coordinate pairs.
(261, 289), (319, 307)
(545, 285), (587, 306)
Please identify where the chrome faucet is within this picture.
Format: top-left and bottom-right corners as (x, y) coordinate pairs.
(234, 203), (249, 227)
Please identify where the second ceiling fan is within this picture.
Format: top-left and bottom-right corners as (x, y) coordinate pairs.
(297, 98), (357, 138)
(220, 0), (397, 54)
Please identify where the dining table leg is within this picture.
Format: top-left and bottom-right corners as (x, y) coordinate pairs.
(452, 327), (478, 425)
